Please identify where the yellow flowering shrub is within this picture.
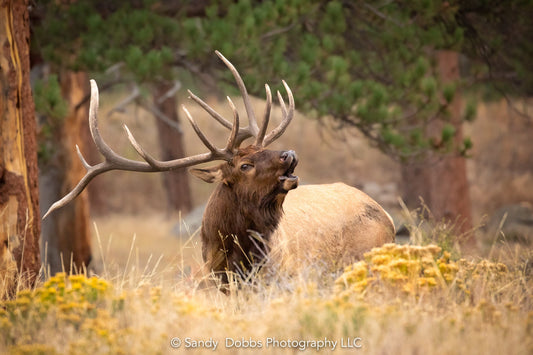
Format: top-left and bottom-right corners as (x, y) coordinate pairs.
(335, 243), (515, 300)
(0, 272), (221, 353)
(2, 273), (111, 327)
(0, 273), (116, 348)
(335, 244), (457, 296)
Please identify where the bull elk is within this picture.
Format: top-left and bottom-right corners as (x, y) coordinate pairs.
(43, 51), (395, 286)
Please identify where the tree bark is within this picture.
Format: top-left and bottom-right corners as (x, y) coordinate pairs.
(40, 71), (92, 274)
(401, 51), (474, 247)
(153, 83), (193, 215)
(0, 0), (41, 287)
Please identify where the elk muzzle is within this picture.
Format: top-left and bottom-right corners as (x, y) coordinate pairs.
(278, 150), (299, 191)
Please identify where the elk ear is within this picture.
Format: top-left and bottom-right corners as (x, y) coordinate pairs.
(189, 165), (224, 184)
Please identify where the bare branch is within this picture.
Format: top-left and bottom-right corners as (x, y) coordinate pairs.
(138, 99), (183, 133)
(156, 80), (182, 104)
(107, 85), (140, 117)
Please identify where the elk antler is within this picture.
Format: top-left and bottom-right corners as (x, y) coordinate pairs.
(43, 51), (294, 219)
(188, 50), (294, 147)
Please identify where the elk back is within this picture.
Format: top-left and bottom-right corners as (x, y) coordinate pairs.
(268, 183), (395, 274)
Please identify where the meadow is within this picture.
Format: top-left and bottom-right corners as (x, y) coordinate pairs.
(1, 217), (532, 354)
(3, 92), (532, 354)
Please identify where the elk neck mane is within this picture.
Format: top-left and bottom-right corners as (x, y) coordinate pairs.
(204, 172), (287, 244)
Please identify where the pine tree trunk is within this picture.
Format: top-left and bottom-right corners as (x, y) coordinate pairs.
(0, 0), (41, 287)
(401, 51), (474, 247)
(153, 83), (193, 215)
(40, 71), (92, 274)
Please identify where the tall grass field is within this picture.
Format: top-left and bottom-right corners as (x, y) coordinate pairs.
(1, 216), (532, 355)
(4, 96), (531, 354)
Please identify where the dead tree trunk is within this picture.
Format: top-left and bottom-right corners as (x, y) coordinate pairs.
(153, 82), (193, 215)
(401, 51), (474, 247)
(0, 0), (41, 288)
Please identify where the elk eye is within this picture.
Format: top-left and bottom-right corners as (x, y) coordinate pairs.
(240, 163), (253, 171)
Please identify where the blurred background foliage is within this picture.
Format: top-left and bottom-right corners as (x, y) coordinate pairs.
(30, 0), (533, 161)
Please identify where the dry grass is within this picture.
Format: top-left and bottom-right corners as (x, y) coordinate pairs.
(88, 214), (204, 286)
(4, 205), (533, 355)
(2, 232), (532, 355)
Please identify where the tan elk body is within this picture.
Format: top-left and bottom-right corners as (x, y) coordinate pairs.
(44, 51), (395, 287)
(271, 183), (395, 274)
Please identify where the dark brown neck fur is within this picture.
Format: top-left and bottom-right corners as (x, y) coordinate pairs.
(201, 182), (286, 282)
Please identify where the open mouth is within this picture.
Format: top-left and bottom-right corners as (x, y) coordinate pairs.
(279, 166), (297, 181)
(278, 155), (298, 183)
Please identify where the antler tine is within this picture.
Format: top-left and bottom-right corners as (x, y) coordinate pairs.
(89, 80), (122, 163)
(42, 162), (113, 220)
(215, 50), (259, 137)
(43, 80), (156, 219)
(43, 54), (294, 218)
(123, 124), (167, 169)
(76, 144), (91, 170)
(225, 96), (240, 152)
(181, 105), (220, 156)
(43, 77), (238, 219)
(123, 105), (231, 170)
(263, 80), (295, 147)
(255, 84), (272, 147)
(187, 89), (234, 130)
(86, 80), (152, 170)
(187, 90), (254, 147)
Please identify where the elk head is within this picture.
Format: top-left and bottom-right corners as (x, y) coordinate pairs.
(190, 146), (298, 204)
(43, 51), (297, 286)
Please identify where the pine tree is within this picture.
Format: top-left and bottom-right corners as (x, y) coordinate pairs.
(32, 0), (533, 245)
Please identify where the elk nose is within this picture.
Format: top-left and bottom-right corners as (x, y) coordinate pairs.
(280, 150), (297, 162)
